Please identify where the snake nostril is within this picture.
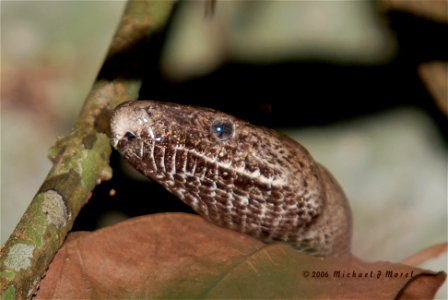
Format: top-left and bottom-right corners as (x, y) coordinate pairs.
(124, 131), (136, 141)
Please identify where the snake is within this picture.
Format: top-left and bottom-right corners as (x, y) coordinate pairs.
(110, 100), (352, 256)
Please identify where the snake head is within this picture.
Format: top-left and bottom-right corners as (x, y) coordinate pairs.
(109, 100), (347, 256)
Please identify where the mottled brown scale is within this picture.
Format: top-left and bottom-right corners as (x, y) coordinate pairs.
(110, 100), (352, 256)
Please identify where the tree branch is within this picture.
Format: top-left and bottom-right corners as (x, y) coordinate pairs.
(0, 1), (174, 298)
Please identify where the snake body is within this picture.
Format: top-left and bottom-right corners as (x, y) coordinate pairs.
(110, 100), (352, 256)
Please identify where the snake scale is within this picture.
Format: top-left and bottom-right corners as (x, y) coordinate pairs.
(110, 100), (352, 256)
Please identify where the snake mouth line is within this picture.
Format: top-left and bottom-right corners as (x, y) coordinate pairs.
(134, 133), (288, 189)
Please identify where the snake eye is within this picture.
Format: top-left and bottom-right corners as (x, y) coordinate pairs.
(212, 119), (234, 141)
(124, 131), (136, 141)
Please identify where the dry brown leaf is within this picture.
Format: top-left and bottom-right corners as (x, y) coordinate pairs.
(36, 213), (446, 299)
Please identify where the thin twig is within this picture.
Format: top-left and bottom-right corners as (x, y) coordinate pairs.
(401, 243), (448, 267)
